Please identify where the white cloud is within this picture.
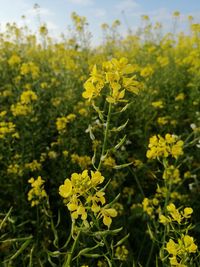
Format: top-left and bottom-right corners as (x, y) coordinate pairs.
(26, 7), (55, 18)
(67, 0), (94, 6)
(116, 0), (139, 12)
(91, 8), (106, 18)
(45, 21), (59, 31)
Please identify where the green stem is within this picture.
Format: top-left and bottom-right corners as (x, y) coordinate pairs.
(98, 102), (112, 171)
(146, 241), (154, 267)
(63, 229), (81, 267)
(161, 162), (172, 257)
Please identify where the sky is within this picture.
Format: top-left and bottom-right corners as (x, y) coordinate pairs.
(0, 0), (200, 45)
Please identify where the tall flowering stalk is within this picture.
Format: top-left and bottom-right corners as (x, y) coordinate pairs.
(59, 57), (141, 266)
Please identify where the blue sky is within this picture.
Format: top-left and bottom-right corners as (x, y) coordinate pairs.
(0, 0), (200, 44)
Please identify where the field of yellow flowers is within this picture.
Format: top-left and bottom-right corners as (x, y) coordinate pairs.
(0, 12), (200, 267)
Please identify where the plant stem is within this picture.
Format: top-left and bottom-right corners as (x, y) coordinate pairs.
(63, 229), (81, 267)
(98, 102), (112, 171)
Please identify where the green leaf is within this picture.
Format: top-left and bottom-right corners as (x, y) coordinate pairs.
(114, 233), (130, 247)
(73, 242), (103, 260)
(92, 227), (123, 237)
(82, 253), (102, 258)
(3, 238), (32, 263)
(0, 207), (13, 230)
(92, 103), (104, 122)
(114, 135), (126, 150)
(113, 162), (133, 169)
(111, 119), (129, 132)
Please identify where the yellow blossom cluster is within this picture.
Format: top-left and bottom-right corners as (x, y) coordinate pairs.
(142, 186), (187, 219)
(175, 93), (185, 101)
(20, 90), (38, 104)
(82, 57), (142, 103)
(56, 113), (76, 134)
(71, 12), (87, 32)
(102, 156), (116, 168)
(25, 160), (42, 172)
(11, 90), (38, 116)
(71, 153), (91, 169)
(159, 203), (193, 225)
(140, 65), (154, 78)
(0, 121), (19, 139)
(27, 176), (47, 207)
(162, 165), (181, 184)
(115, 245), (129, 261)
(7, 163), (23, 176)
(151, 100), (164, 108)
(59, 170), (117, 227)
(20, 62), (40, 79)
(142, 197), (159, 218)
(146, 134), (184, 159)
(8, 54), (21, 66)
(166, 235), (198, 266)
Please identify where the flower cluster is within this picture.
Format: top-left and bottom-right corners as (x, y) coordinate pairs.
(0, 121), (19, 139)
(83, 57), (142, 103)
(115, 245), (129, 261)
(11, 90), (38, 116)
(56, 113), (76, 134)
(159, 203), (193, 225)
(71, 154), (91, 169)
(166, 235), (198, 266)
(59, 170), (117, 227)
(146, 134), (184, 159)
(20, 62), (40, 79)
(162, 165), (181, 184)
(27, 176), (47, 207)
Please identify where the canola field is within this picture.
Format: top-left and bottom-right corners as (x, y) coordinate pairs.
(0, 12), (200, 267)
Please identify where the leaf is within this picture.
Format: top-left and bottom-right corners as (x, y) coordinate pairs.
(105, 193), (120, 208)
(3, 238), (32, 263)
(82, 253), (102, 258)
(104, 255), (113, 267)
(114, 233), (130, 247)
(120, 102), (131, 113)
(86, 124), (95, 140)
(114, 135), (126, 150)
(73, 242), (103, 260)
(113, 162), (133, 169)
(92, 151), (97, 169)
(92, 227), (123, 237)
(92, 103), (104, 122)
(111, 119), (129, 132)
(0, 207), (13, 230)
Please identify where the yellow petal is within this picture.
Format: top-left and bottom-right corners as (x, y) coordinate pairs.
(59, 179), (72, 198)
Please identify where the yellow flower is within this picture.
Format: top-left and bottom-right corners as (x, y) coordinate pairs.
(8, 54), (21, 66)
(163, 165), (181, 184)
(159, 214), (170, 225)
(140, 65), (154, 78)
(166, 239), (178, 255)
(151, 100), (164, 108)
(175, 93), (185, 101)
(183, 235), (197, 253)
(183, 207), (193, 218)
(11, 102), (32, 116)
(59, 179), (72, 198)
(27, 176), (47, 207)
(146, 134), (184, 159)
(20, 90), (38, 104)
(167, 203), (182, 224)
(157, 116), (169, 125)
(100, 207), (118, 227)
(171, 140), (184, 159)
(102, 156), (116, 168)
(91, 171), (104, 186)
(115, 245), (129, 261)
